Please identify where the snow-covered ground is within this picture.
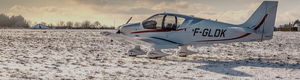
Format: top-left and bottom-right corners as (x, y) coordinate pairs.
(0, 29), (299, 80)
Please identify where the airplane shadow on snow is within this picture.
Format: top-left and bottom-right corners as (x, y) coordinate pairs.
(162, 56), (300, 77)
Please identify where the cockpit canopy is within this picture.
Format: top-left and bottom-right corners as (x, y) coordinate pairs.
(142, 13), (186, 30)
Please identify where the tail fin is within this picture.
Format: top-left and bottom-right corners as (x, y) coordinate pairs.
(241, 1), (278, 40)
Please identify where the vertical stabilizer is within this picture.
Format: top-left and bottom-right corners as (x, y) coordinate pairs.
(241, 1), (278, 40)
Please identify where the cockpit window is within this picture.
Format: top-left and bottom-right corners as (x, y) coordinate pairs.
(177, 17), (185, 28)
(143, 14), (186, 30)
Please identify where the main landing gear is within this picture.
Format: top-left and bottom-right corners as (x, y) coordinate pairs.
(126, 45), (196, 58)
(176, 45), (197, 57)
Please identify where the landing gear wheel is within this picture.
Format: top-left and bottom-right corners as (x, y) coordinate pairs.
(178, 52), (189, 57)
(148, 57), (160, 59)
(147, 50), (169, 59)
(178, 55), (187, 57)
(126, 45), (146, 57)
(127, 52), (138, 57)
(128, 55), (137, 57)
(176, 45), (197, 57)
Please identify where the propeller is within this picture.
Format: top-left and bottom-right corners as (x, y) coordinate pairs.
(116, 17), (133, 34)
(126, 17), (133, 24)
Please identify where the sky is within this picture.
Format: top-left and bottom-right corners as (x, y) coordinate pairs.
(0, 0), (299, 27)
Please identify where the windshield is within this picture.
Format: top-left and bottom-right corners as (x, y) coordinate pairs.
(143, 14), (164, 29)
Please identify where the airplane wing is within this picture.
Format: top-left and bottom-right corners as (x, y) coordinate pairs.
(138, 37), (180, 49)
(100, 31), (179, 49)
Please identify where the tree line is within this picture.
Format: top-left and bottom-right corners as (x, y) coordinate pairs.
(0, 13), (115, 29)
(276, 19), (299, 31)
(40, 20), (114, 29)
(0, 13), (30, 29)
(279, 19), (300, 28)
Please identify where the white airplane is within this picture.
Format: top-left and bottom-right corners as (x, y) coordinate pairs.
(104, 1), (278, 59)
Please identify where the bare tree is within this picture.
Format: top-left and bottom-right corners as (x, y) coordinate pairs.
(81, 20), (91, 28)
(94, 21), (101, 28)
(74, 22), (80, 28)
(48, 23), (54, 28)
(9, 16), (17, 27)
(90, 24), (96, 29)
(12, 15), (28, 28)
(40, 22), (47, 26)
(59, 21), (65, 27)
(66, 21), (73, 29)
(0, 14), (28, 28)
(0, 14), (10, 27)
(27, 20), (32, 27)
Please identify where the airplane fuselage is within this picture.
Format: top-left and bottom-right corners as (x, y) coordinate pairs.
(121, 17), (264, 46)
(117, 1), (277, 53)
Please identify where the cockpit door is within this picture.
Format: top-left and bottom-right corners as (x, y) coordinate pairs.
(163, 15), (177, 31)
(165, 16), (191, 44)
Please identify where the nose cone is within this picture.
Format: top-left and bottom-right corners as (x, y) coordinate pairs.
(116, 29), (121, 34)
(117, 25), (126, 34)
(117, 23), (140, 35)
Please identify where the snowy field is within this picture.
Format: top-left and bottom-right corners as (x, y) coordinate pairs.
(0, 29), (300, 80)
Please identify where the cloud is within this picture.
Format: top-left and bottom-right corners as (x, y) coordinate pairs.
(118, 8), (157, 15)
(3, 0), (298, 26)
(4, 0), (255, 26)
(211, 2), (260, 24)
(288, 8), (300, 19)
(5, 5), (101, 25)
(8, 5), (60, 14)
(70, 0), (214, 15)
(275, 5), (300, 26)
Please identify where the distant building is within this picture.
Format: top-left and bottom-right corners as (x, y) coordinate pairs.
(295, 23), (300, 31)
(292, 20), (300, 31)
(31, 24), (49, 29)
(276, 20), (300, 31)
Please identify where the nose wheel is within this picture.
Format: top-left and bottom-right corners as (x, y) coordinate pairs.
(126, 46), (146, 57)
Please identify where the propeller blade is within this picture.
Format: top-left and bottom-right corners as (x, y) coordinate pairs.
(126, 17), (132, 24)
